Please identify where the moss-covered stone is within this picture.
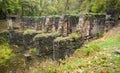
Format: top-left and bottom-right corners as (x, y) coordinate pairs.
(23, 29), (43, 35)
(53, 33), (82, 60)
(34, 32), (61, 56)
(9, 30), (24, 45)
(23, 29), (44, 50)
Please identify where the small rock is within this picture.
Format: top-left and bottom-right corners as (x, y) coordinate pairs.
(115, 50), (120, 54)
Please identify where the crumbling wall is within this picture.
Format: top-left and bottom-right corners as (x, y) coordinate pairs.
(58, 14), (79, 36)
(23, 30), (43, 50)
(76, 14), (105, 38)
(67, 15), (79, 33)
(53, 33), (82, 60)
(53, 17), (61, 31)
(36, 17), (46, 31)
(44, 16), (61, 32)
(9, 14), (111, 60)
(21, 17), (44, 30)
(9, 30), (24, 45)
(34, 32), (61, 56)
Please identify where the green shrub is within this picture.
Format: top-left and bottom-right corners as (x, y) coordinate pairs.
(0, 43), (15, 64)
(91, 0), (106, 13)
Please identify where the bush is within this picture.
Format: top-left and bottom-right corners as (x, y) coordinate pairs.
(92, 0), (106, 13)
(0, 43), (15, 64)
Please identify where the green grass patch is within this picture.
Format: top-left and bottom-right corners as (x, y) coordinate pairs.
(98, 37), (120, 49)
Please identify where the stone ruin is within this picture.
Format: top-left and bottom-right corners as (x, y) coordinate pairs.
(7, 15), (21, 30)
(53, 33), (82, 60)
(21, 16), (61, 32)
(9, 13), (118, 60)
(34, 32), (61, 56)
(76, 14), (105, 38)
(44, 16), (61, 32)
(21, 16), (45, 30)
(58, 14), (79, 36)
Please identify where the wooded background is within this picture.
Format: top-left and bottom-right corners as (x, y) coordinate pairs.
(0, 0), (120, 19)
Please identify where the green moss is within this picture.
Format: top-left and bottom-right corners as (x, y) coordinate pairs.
(34, 32), (61, 40)
(54, 33), (80, 42)
(23, 29), (43, 35)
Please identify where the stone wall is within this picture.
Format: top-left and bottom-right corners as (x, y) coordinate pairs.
(9, 30), (24, 45)
(53, 33), (82, 60)
(58, 14), (79, 36)
(23, 30), (43, 49)
(44, 16), (61, 32)
(33, 32), (61, 56)
(36, 17), (46, 30)
(21, 16), (61, 32)
(76, 14), (105, 38)
(9, 14), (118, 60)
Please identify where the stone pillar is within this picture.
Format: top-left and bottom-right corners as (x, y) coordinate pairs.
(77, 14), (105, 38)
